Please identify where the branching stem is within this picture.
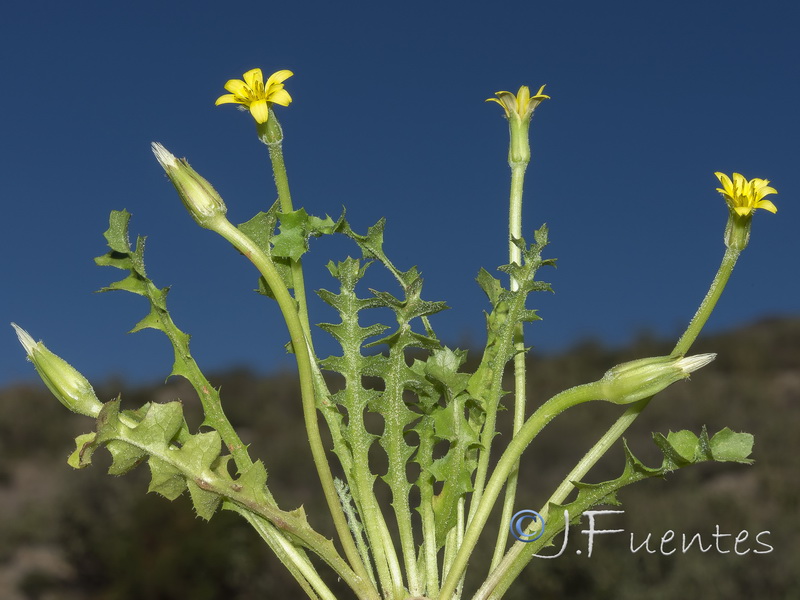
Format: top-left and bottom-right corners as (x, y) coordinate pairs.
(476, 245), (742, 599)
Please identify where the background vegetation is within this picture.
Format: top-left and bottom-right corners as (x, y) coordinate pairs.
(1, 317), (798, 599)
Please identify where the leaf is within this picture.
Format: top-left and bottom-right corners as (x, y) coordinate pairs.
(535, 426), (755, 556)
(67, 432), (99, 469)
(187, 479), (223, 520)
(709, 428), (754, 464)
(103, 209), (135, 254)
(148, 457), (187, 500)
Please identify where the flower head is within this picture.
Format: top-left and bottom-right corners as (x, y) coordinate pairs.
(600, 353), (716, 405)
(215, 68), (293, 124)
(152, 142), (227, 228)
(487, 85), (549, 121)
(714, 172), (778, 217)
(12, 323), (103, 417)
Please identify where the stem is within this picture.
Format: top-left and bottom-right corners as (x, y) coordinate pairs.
(439, 381), (604, 600)
(477, 244), (742, 599)
(209, 217), (375, 594)
(673, 246), (740, 356)
(261, 110), (314, 342)
(491, 159), (528, 570)
(233, 509), (335, 600)
(417, 417), (440, 598)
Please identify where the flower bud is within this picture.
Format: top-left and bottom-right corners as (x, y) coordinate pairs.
(600, 353), (716, 405)
(151, 142), (227, 228)
(12, 323), (103, 417)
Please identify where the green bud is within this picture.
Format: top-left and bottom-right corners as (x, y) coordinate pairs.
(151, 142), (227, 228)
(600, 353), (716, 405)
(12, 323), (103, 417)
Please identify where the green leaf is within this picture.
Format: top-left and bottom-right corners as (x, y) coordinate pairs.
(103, 209), (134, 254)
(272, 208), (311, 260)
(106, 439), (147, 475)
(187, 479), (223, 520)
(67, 432), (99, 469)
(534, 426), (755, 557)
(147, 457), (187, 500)
(709, 427), (754, 464)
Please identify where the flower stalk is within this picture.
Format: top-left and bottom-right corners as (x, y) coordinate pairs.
(480, 84), (548, 571)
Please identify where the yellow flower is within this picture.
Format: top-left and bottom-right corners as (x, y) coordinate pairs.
(215, 68), (293, 124)
(714, 172), (778, 217)
(487, 85), (549, 120)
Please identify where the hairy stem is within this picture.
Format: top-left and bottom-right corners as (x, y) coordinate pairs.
(439, 381), (604, 600)
(491, 157), (529, 570)
(261, 110), (314, 342)
(209, 217), (375, 594)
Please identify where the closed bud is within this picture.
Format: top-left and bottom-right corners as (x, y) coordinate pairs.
(600, 353), (716, 405)
(12, 323), (103, 418)
(151, 142), (227, 228)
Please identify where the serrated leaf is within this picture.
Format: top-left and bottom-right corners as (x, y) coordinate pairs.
(106, 439), (147, 475)
(238, 209), (277, 255)
(424, 347), (471, 396)
(94, 253), (133, 271)
(187, 479), (222, 520)
(476, 268), (503, 307)
(148, 456), (187, 500)
(237, 460), (268, 491)
(665, 430), (700, 463)
(270, 208), (338, 261)
(138, 402), (185, 442)
(101, 273), (149, 296)
(130, 309), (167, 334)
(709, 428), (754, 464)
(68, 432), (99, 469)
(103, 209), (134, 253)
(180, 431), (222, 473)
(272, 208), (310, 260)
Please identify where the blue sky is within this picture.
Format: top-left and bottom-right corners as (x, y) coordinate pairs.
(2, 1), (798, 387)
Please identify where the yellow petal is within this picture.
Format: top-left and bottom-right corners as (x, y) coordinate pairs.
(268, 88), (292, 106)
(753, 181), (777, 199)
(516, 86), (531, 108)
(224, 79), (251, 98)
(267, 69), (294, 85)
(733, 206), (752, 216)
(249, 99), (270, 124)
(215, 93), (241, 106)
(755, 199), (778, 213)
(242, 68), (264, 91)
(714, 172), (734, 196)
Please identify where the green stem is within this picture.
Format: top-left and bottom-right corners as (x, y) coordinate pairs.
(416, 417), (439, 598)
(674, 246), (740, 356)
(260, 110), (314, 342)
(491, 158), (528, 570)
(208, 216), (375, 594)
(476, 244), (742, 600)
(233, 509), (335, 600)
(439, 381), (604, 600)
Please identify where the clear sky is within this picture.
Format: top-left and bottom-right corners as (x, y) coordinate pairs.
(2, 0), (798, 387)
